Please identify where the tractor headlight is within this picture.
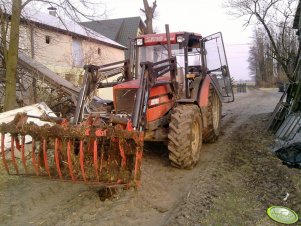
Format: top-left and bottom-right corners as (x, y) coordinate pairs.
(136, 38), (144, 46)
(176, 35), (184, 43)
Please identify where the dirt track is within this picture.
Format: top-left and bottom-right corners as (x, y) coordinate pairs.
(1, 88), (300, 226)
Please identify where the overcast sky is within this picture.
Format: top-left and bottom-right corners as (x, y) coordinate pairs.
(103, 0), (253, 81)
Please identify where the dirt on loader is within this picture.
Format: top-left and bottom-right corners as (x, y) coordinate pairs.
(0, 88), (301, 226)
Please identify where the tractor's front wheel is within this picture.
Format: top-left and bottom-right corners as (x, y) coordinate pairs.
(168, 105), (202, 169)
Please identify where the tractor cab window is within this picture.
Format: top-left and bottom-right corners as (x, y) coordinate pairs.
(173, 48), (202, 67)
(137, 44), (202, 76)
(137, 44), (178, 76)
(138, 44), (172, 63)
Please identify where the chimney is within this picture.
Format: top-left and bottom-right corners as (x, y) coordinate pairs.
(48, 7), (57, 17)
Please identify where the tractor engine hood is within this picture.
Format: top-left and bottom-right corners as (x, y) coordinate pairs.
(113, 79), (140, 90)
(112, 76), (173, 121)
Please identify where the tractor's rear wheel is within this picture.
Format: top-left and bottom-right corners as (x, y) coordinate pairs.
(203, 85), (222, 143)
(168, 105), (202, 169)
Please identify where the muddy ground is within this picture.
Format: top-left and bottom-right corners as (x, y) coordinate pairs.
(0, 88), (300, 226)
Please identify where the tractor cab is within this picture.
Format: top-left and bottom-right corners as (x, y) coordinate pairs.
(129, 32), (234, 103)
(132, 32), (203, 81)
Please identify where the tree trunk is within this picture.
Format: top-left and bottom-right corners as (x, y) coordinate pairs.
(141, 0), (157, 34)
(4, 0), (22, 111)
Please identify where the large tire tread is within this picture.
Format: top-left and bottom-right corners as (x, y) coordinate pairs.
(168, 105), (202, 169)
(203, 85), (222, 143)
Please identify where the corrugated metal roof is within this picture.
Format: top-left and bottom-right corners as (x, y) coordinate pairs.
(276, 113), (301, 141)
(116, 17), (143, 47)
(21, 10), (126, 50)
(82, 19), (124, 41)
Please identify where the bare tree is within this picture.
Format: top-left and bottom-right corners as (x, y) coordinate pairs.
(248, 29), (266, 86)
(2, 0), (21, 110)
(140, 0), (157, 34)
(248, 26), (290, 87)
(226, 0), (298, 83)
(0, 0), (107, 111)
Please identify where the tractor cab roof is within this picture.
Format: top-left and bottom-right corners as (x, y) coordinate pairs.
(136, 32), (202, 46)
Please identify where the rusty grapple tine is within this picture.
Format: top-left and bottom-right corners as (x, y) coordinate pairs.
(31, 139), (39, 176)
(134, 146), (143, 187)
(21, 135), (28, 174)
(43, 139), (51, 178)
(54, 138), (63, 179)
(1, 133), (10, 174)
(67, 139), (76, 182)
(119, 141), (126, 168)
(93, 139), (99, 182)
(79, 140), (86, 182)
(10, 136), (19, 174)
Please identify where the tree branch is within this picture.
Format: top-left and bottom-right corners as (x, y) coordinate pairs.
(21, 0), (33, 10)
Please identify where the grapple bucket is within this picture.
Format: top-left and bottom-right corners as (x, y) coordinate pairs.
(0, 113), (144, 187)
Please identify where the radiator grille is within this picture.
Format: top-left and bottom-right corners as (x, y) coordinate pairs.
(114, 89), (137, 114)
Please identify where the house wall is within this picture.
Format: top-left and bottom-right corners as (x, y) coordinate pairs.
(82, 39), (124, 65)
(33, 26), (73, 67)
(19, 26), (32, 55)
(82, 40), (126, 100)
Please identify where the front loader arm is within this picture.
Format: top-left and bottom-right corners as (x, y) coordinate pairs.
(132, 63), (151, 131)
(73, 60), (131, 124)
(132, 57), (178, 131)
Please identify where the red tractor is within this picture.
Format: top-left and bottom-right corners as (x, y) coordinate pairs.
(1, 31), (233, 187)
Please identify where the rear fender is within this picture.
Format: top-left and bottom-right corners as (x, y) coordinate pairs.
(182, 74), (216, 129)
(175, 99), (207, 130)
(197, 75), (211, 107)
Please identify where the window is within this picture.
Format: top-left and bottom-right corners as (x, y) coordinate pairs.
(97, 47), (101, 55)
(45, 35), (50, 44)
(72, 38), (84, 67)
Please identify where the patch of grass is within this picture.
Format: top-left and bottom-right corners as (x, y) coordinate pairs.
(201, 185), (262, 226)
